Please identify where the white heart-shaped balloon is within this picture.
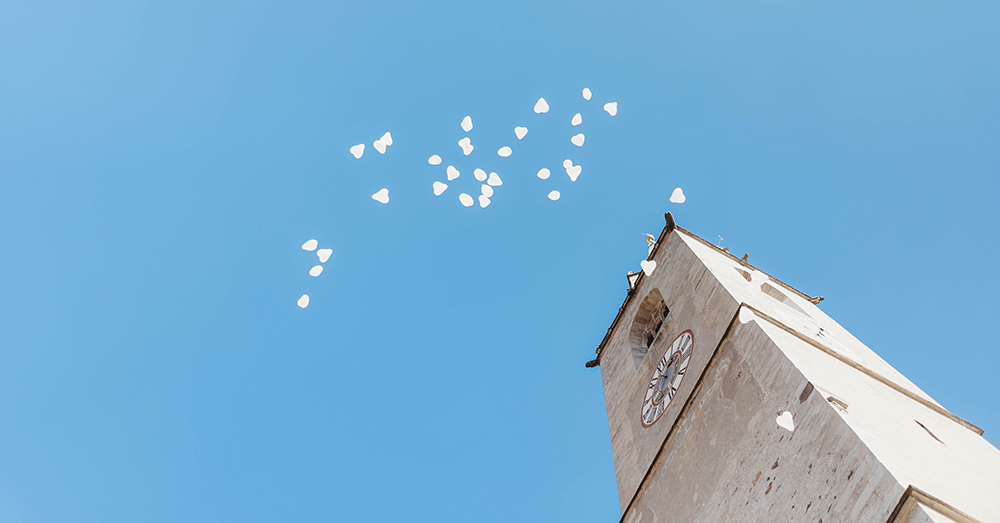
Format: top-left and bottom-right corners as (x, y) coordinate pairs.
(297, 294), (310, 308)
(571, 113), (582, 126)
(379, 132), (392, 146)
(738, 306), (755, 324)
(458, 137), (474, 155)
(447, 165), (460, 180)
(582, 88), (592, 100)
(428, 154), (442, 165)
(640, 259), (657, 276)
(301, 239), (318, 251)
(536, 168), (550, 180)
(372, 188), (389, 204)
(487, 172), (502, 186)
(349, 144), (365, 159)
(481, 184), (494, 197)
(497, 146), (512, 157)
(433, 181), (448, 196)
(533, 97), (549, 113)
(373, 139), (386, 154)
(566, 164), (582, 182)
(459, 193), (474, 207)
(670, 187), (686, 203)
(474, 168), (487, 182)
(478, 194), (491, 208)
(776, 411), (795, 432)
(604, 102), (618, 116)
(548, 190), (561, 201)
(571, 133), (585, 147)
(317, 248), (333, 263)
(514, 126), (528, 139)
(309, 265), (323, 277)
(461, 116), (473, 132)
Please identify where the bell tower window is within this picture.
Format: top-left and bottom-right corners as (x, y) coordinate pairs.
(628, 289), (670, 368)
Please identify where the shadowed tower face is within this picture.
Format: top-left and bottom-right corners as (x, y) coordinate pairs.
(591, 214), (1000, 523)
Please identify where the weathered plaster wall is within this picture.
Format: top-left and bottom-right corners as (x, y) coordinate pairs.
(755, 320), (1000, 523)
(624, 321), (905, 523)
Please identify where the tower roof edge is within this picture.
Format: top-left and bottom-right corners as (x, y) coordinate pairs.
(590, 213), (822, 366)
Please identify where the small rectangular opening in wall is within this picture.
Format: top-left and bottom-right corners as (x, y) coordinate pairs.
(734, 267), (807, 314)
(826, 396), (849, 412)
(915, 420), (945, 444)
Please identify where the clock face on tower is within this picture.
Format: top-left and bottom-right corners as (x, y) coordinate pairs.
(640, 330), (693, 428)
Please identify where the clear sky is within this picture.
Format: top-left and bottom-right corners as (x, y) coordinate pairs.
(1, 1), (998, 521)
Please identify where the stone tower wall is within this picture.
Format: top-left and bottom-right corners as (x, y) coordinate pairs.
(599, 230), (740, 509)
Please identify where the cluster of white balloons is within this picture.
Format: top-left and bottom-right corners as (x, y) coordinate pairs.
(296, 239), (334, 308)
(424, 88), (619, 208)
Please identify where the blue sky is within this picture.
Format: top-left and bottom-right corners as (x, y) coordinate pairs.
(1, 1), (997, 521)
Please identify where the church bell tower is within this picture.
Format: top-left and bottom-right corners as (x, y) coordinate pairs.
(589, 213), (1000, 523)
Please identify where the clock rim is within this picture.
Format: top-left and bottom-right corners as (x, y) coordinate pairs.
(640, 329), (694, 428)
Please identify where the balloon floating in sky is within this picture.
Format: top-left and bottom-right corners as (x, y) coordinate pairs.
(372, 132), (393, 154)
(565, 161), (582, 182)
(372, 188), (389, 204)
(458, 137), (474, 155)
(670, 188), (686, 203)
